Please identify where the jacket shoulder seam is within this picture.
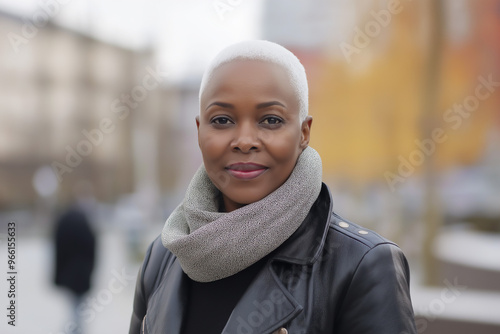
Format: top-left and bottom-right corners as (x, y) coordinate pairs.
(328, 212), (398, 249)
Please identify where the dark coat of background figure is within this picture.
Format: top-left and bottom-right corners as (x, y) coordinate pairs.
(54, 207), (96, 296)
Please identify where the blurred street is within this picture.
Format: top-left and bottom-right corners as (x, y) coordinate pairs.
(0, 228), (147, 334)
(3, 224), (500, 334)
(0, 0), (499, 332)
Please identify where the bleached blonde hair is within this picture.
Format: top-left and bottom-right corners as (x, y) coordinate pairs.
(199, 40), (309, 122)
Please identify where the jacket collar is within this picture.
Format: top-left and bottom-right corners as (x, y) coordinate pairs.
(270, 182), (333, 265)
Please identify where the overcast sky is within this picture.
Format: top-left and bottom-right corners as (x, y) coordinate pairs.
(0, 0), (262, 80)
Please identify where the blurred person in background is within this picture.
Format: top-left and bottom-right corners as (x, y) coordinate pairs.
(53, 181), (97, 334)
(129, 40), (416, 334)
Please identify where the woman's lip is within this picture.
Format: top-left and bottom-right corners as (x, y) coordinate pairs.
(226, 162), (268, 171)
(226, 168), (268, 180)
(225, 163), (268, 180)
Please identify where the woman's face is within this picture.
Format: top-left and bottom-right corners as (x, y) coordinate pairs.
(197, 60), (312, 212)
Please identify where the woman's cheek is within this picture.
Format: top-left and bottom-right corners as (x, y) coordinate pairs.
(200, 135), (227, 159)
(267, 136), (300, 160)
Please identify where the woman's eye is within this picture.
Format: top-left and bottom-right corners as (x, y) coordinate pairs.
(211, 117), (233, 125)
(262, 117), (282, 125)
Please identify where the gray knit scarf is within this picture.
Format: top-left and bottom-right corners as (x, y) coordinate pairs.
(161, 146), (322, 282)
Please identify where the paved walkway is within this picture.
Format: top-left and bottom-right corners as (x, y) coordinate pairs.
(0, 230), (144, 334)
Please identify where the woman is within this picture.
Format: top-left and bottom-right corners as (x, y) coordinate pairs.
(129, 40), (416, 334)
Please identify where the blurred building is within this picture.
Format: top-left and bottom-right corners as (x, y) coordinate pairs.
(263, 1), (500, 332)
(262, 0), (500, 223)
(0, 10), (180, 216)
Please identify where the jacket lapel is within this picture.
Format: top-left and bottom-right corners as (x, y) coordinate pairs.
(146, 258), (188, 334)
(222, 183), (333, 334)
(222, 264), (303, 334)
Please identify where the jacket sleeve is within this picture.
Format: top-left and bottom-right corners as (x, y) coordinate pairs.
(336, 243), (417, 334)
(129, 241), (154, 334)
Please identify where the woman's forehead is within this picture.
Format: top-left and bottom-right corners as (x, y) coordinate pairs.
(201, 60), (297, 103)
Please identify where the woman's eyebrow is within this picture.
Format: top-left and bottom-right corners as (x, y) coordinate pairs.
(205, 101), (286, 111)
(256, 101), (286, 109)
(205, 102), (234, 110)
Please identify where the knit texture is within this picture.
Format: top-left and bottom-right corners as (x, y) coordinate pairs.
(161, 146), (322, 282)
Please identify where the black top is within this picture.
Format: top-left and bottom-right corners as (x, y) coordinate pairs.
(182, 256), (269, 334)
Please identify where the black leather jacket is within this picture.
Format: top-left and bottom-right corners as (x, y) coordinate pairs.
(129, 184), (416, 333)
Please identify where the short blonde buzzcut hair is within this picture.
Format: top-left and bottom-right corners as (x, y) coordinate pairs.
(199, 40), (309, 122)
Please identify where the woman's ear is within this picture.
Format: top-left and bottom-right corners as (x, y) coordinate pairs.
(195, 115), (201, 148)
(300, 116), (313, 148)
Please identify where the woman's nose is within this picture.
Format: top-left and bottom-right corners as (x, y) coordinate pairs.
(231, 123), (260, 153)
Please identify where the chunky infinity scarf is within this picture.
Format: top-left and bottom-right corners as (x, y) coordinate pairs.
(161, 146), (323, 282)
